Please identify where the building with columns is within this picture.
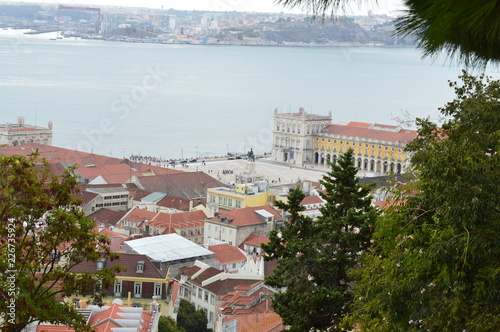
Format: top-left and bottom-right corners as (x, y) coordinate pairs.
(271, 107), (332, 165)
(0, 116), (52, 146)
(271, 108), (418, 175)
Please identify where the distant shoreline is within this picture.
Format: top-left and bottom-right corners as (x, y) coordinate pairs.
(1, 26), (414, 49)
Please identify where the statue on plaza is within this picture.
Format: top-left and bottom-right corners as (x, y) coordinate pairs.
(247, 148), (255, 162)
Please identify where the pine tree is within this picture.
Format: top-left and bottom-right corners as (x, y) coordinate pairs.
(263, 149), (377, 331)
(348, 72), (500, 331)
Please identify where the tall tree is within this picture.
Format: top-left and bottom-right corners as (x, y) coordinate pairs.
(275, 0), (500, 66)
(263, 149), (377, 331)
(262, 186), (319, 332)
(348, 72), (500, 331)
(158, 315), (186, 332)
(0, 153), (121, 331)
(176, 299), (211, 332)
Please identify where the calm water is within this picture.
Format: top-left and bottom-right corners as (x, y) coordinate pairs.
(1, 29), (497, 159)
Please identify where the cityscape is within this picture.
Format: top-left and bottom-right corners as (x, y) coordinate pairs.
(0, 2), (414, 46)
(0, 1), (498, 332)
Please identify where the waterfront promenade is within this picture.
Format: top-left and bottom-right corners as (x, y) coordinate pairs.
(172, 157), (331, 186)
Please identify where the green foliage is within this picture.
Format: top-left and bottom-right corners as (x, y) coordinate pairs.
(396, 0), (500, 66)
(348, 72), (500, 331)
(176, 299), (211, 332)
(263, 149), (377, 331)
(0, 153), (122, 332)
(158, 315), (186, 332)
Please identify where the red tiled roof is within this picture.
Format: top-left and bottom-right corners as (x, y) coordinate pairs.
(120, 207), (157, 224)
(208, 243), (247, 265)
(209, 205), (281, 227)
(203, 278), (258, 296)
(75, 163), (140, 180)
(136, 171), (229, 200)
(0, 143), (123, 167)
(300, 195), (324, 205)
(127, 188), (153, 201)
(219, 282), (284, 332)
(156, 195), (193, 211)
(88, 208), (126, 226)
(89, 303), (153, 332)
(240, 234), (270, 248)
(346, 121), (372, 128)
(227, 311), (284, 332)
(148, 210), (207, 230)
(323, 123), (417, 143)
(75, 190), (99, 207)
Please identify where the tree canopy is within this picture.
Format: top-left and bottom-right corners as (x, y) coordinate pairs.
(176, 299), (211, 332)
(158, 315), (186, 332)
(347, 72), (500, 331)
(276, 0), (500, 66)
(0, 153), (121, 331)
(263, 149), (377, 331)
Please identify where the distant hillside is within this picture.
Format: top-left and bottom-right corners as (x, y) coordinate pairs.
(219, 17), (415, 46)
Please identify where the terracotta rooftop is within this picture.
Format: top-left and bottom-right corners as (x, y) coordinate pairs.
(209, 205), (281, 227)
(75, 163), (141, 181)
(120, 207), (157, 224)
(0, 143), (123, 167)
(135, 171), (228, 200)
(148, 210), (207, 231)
(88, 208), (126, 227)
(239, 234), (270, 248)
(323, 123), (417, 143)
(203, 278), (258, 296)
(88, 303), (153, 332)
(219, 282), (284, 332)
(208, 243), (247, 265)
(300, 195), (325, 205)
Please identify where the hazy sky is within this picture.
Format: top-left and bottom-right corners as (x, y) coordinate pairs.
(3, 0), (407, 15)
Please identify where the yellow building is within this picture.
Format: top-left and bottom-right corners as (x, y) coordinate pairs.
(271, 108), (418, 175)
(68, 253), (171, 315)
(207, 161), (273, 212)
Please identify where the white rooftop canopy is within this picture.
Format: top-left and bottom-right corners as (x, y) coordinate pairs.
(125, 234), (213, 262)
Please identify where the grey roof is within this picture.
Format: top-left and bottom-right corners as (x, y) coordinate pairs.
(142, 191), (167, 203)
(125, 234), (214, 262)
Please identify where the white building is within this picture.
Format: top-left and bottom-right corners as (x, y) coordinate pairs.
(0, 116), (52, 146)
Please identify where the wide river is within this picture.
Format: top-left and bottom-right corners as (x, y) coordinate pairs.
(1, 29), (497, 159)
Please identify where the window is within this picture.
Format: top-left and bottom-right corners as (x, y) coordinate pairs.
(210, 311), (214, 322)
(154, 284), (162, 296)
(136, 261), (144, 273)
(219, 197), (222, 205)
(184, 287), (189, 297)
(114, 281), (122, 296)
(210, 294), (215, 305)
(223, 197), (227, 206)
(134, 282), (142, 298)
(204, 291), (209, 302)
(235, 200), (241, 208)
(229, 241), (233, 245)
(198, 288), (202, 299)
(179, 286), (184, 296)
(192, 286), (197, 297)
(232, 263), (236, 269)
(228, 199), (233, 208)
